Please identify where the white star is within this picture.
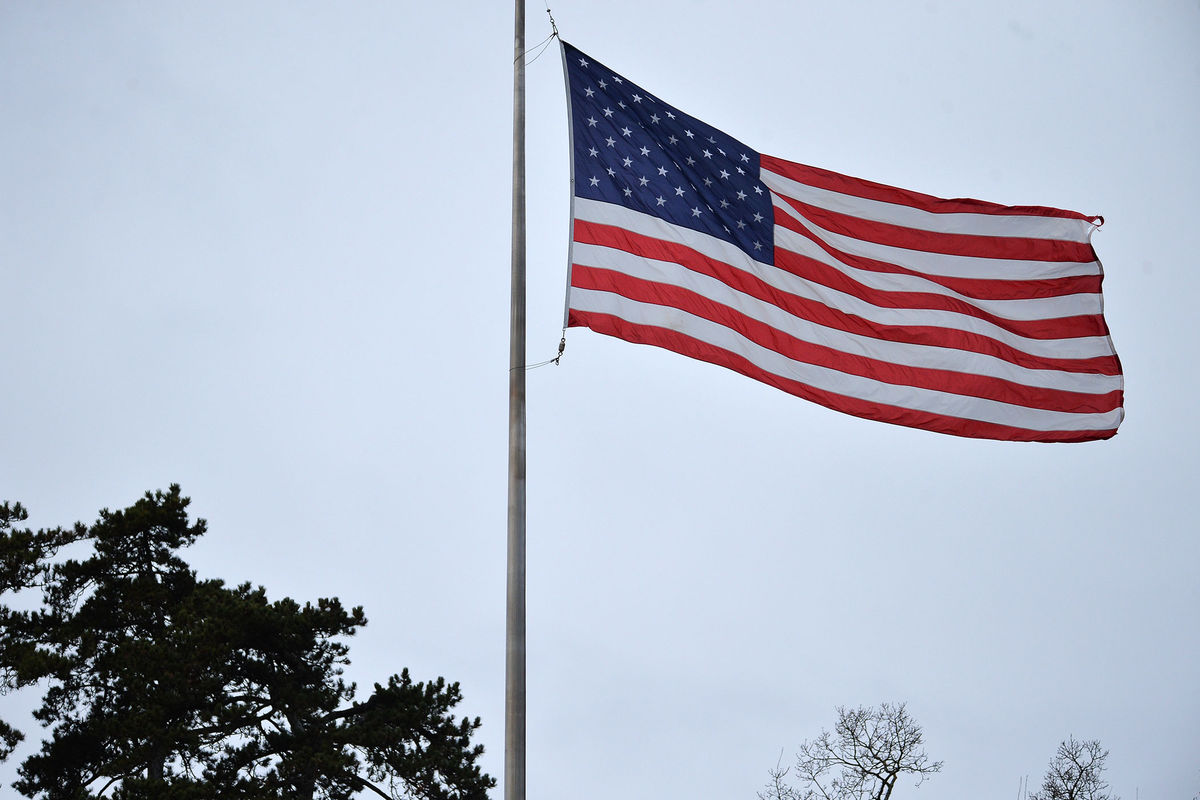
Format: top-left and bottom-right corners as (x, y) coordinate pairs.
(703, 177), (713, 186)
(623, 187), (633, 197)
(638, 176), (649, 186)
(736, 220), (746, 229)
(585, 87), (595, 98)
(719, 169), (730, 179)
(753, 241), (763, 250)
(639, 146), (650, 156)
(612, 75), (623, 83)
(718, 147), (725, 156)
(602, 107), (614, 117)
(666, 111), (676, 119)
(736, 166), (745, 175)
(579, 57), (589, 67)
(737, 190), (747, 200)
(649, 114), (661, 124)
(632, 93), (642, 103)
(622, 157), (633, 167)
(618, 101), (627, 109)
(598, 79), (607, 89)
(586, 116), (598, 127)
(754, 185), (763, 194)
(719, 199), (730, 208)
(692, 207), (703, 217)
(606, 167), (616, 177)
(702, 149), (712, 158)
(605, 136), (616, 147)
(684, 129), (695, 138)
(657, 166), (668, 176)
(675, 186), (686, 196)
(686, 156), (696, 166)
(741, 153), (750, 163)
(753, 212), (764, 223)
(589, 176), (599, 186)
(621, 126), (632, 137)
(656, 196), (667, 206)
(707, 136), (717, 143)
(588, 147), (599, 157)
(668, 135), (679, 145)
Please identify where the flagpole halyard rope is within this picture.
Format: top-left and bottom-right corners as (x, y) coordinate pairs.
(519, 32), (557, 65)
(511, 333), (567, 370)
(516, 6), (558, 66)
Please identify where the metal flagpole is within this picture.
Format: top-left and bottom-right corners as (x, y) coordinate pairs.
(505, 1), (527, 800)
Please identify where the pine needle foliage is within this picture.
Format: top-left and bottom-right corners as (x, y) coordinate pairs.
(0, 487), (494, 800)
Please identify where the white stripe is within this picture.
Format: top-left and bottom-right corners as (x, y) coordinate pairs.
(576, 196), (759, 273)
(760, 166), (1096, 243)
(577, 196), (1101, 321)
(571, 288), (1123, 433)
(574, 199), (1116, 360)
(572, 241), (1123, 396)
(771, 195), (1101, 281)
(772, 219), (1102, 321)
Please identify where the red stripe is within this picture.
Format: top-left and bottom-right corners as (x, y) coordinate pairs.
(572, 266), (1123, 415)
(772, 247), (1116, 354)
(772, 208), (1105, 305)
(568, 309), (1118, 443)
(580, 214), (1104, 333)
(770, 212), (1112, 340)
(770, 216), (1103, 302)
(575, 219), (1120, 374)
(761, 154), (1099, 222)
(773, 192), (1097, 262)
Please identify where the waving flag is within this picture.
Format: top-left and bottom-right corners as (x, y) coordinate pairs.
(561, 41), (1123, 442)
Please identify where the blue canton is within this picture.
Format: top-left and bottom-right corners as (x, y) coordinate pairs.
(564, 42), (774, 264)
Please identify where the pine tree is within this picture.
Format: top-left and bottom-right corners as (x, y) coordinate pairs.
(0, 487), (494, 800)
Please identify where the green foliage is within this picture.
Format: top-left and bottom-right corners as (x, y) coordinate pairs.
(0, 487), (494, 800)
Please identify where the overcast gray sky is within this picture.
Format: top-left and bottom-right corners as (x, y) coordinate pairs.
(2, 1), (1197, 798)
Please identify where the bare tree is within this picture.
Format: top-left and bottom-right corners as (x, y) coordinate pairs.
(1028, 737), (1117, 800)
(760, 703), (942, 800)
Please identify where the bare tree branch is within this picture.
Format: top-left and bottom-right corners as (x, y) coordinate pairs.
(1028, 737), (1117, 800)
(764, 703), (941, 800)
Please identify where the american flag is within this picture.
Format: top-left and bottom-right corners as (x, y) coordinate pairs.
(561, 41), (1124, 442)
